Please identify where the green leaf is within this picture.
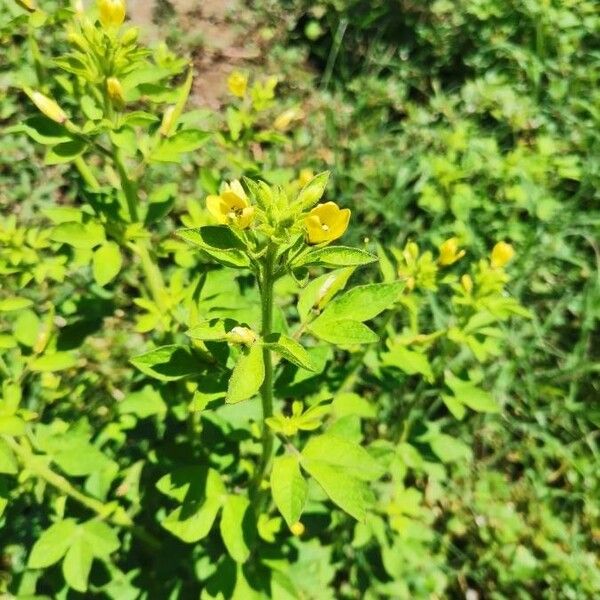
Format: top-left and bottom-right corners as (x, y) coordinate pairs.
(158, 468), (226, 543)
(118, 385), (166, 418)
(50, 221), (105, 249)
(53, 441), (111, 477)
(294, 246), (377, 268)
(62, 536), (93, 593)
(294, 171), (329, 210)
(264, 334), (317, 371)
(301, 459), (372, 521)
(301, 434), (384, 481)
(227, 344), (265, 404)
(0, 297), (33, 312)
(186, 318), (238, 341)
(151, 129), (210, 162)
(28, 519), (77, 568)
(8, 116), (70, 145)
(270, 455), (308, 527)
(92, 241), (122, 286)
(313, 282), (403, 326)
(0, 415), (25, 436)
(130, 345), (200, 381)
(297, 267), (355, 322)
(220, 495), (252, 562)
(0, 439), (17, 474)
(382, 345), (434, 382)
(13, 309), (41, 347)
(308, 319), (378, 345)
(444, 371), (499, 413)
(177, 226), (250, 268)
(45, 139), (87, 165)
(30, 352), (77, 372)
(331, 392), (377, 419)
(428, 433), (472, 463)
(81, 521), (120, 558)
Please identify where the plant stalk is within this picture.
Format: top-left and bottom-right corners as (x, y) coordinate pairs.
(252, 244), (276, 498)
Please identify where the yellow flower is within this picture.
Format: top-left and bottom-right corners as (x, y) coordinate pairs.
(290, 521), (305, 536)
(98, 0), (126, 28)
(227, 71), (248, 98)
(438, 237), (465, 265)
(491, 241), (515, 269)
(106, 77), (124, 104)
(206, 181), (254, 229)
(304, 202), (350, 245)
(27, 90), (68, 124)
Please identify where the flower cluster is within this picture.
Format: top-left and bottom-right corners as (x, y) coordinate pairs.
(205, 176), (351, 246)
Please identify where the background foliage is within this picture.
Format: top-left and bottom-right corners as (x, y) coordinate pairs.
(1, 0), (599, 598)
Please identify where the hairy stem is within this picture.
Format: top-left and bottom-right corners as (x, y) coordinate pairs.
(252, 244), (276, 498)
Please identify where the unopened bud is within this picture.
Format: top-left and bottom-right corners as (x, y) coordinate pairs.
(290, 521), (305, 536)
(227, 326), (257, 346)
(461, 274), (473, 294)
(27, 90), (68, 124)
(98, 0), (126, 28)
(106, 77), (124, 104)
(159, 105), (176, 136)
(120, 26), (139, 45)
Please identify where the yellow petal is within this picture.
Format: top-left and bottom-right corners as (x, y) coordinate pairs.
(310, 201), (340, 224)
(305, 214), (328, 244)
(229, 180), (247, 201)
(237, 206), (255, 229)
(491, 241), (515, 268)
(221, 190), (249, 211)
(329, 208), (350, 241)
(206, 195), (227, 223)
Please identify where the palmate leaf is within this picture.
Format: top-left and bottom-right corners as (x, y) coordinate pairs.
(130, 344), (200, 381)
(177, 226), (250, 268)
(226, 344), (265, 403)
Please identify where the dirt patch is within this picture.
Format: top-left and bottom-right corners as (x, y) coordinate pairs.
(127, 0), (262, 108)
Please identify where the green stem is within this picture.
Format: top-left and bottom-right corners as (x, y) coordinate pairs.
(74, 156), (100, 189)
(252, 244), (277, 498)
(4, 436), (131, 527)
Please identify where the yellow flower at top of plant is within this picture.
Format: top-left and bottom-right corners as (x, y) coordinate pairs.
(159, 106), (176, 136)
(227, 71), (248, 98)
(304, 202), (351, 245)
(290, 521), (305, 536)
(106, 77), (124, 104)
(491, 241), (515, 269)
(206, 181), (254, 229)
(438, 237), (465, 265)
(27, 90), (68, 124)
(98, 0), (126, 28)
(274, 107), (303, 131)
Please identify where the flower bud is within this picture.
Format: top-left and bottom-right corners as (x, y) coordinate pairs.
(98, 0), (126, 28)
(120, 26), (139, 45)
(159, 105), (176, 136)
(490, 241), (515, 269)
(27, 90), (68, 124)
(461, 274), (473, 294)
(227, 326), (257, 346)
(290, 521), (305, 536)
(106, 77), (124, 104)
